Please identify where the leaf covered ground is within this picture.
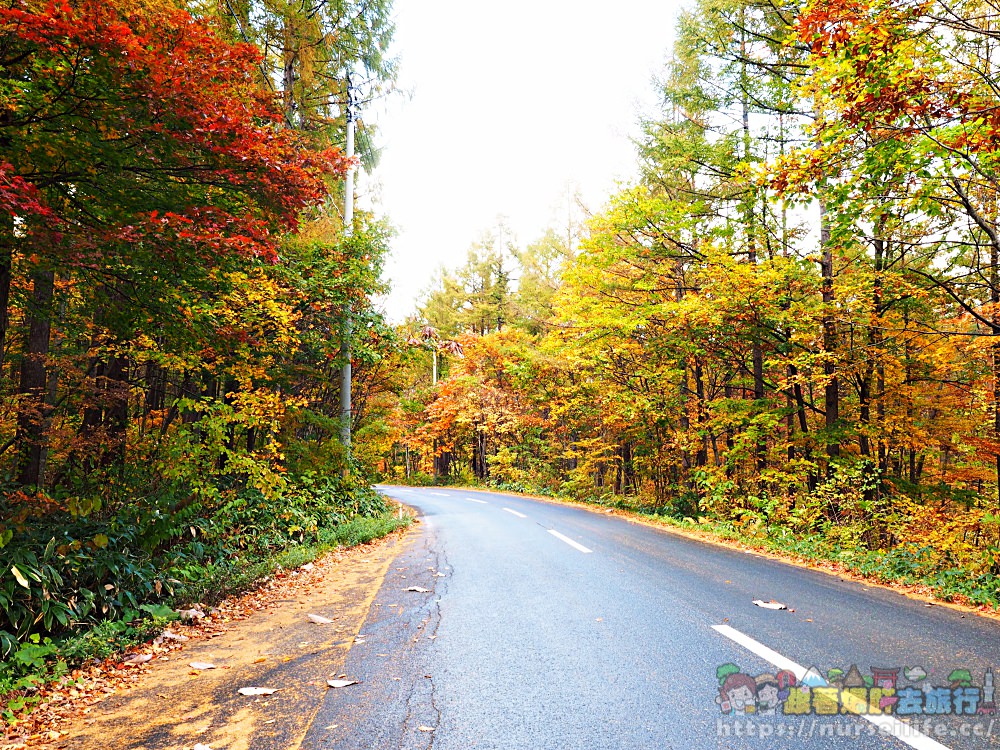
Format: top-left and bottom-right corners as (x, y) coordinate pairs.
(2, 522), (416, 750)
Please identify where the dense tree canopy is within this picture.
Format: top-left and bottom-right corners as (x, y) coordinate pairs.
(0, 0), (401, 661)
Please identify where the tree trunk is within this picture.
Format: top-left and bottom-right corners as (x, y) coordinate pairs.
(0, 219), (12, 372)
(16, 269), (55, 487)
(820, 199), (840, 468)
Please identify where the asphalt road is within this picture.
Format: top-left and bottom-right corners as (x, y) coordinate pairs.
(300, 486), (1000, 750)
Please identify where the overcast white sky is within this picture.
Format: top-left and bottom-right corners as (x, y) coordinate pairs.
(366, 1), (685, 321)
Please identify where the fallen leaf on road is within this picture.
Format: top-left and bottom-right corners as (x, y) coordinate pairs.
(194, 744), (212, 750)
(123, 654), (153, 665)
(189, 662), (216, 670)
(308, 613), (334, 624)
(238, 687), (277, 696)
(433, 572), (446, 577)
(752, 599), (788, 610)
(404, 586), (430, 593)
(300, 562), (314, 571)
(159, 630), (188, 642)
(418, 726), (435, 732)
(327, 679), (358, 688)
(176, 608), (205, 621)
(253, 656), (267, 663)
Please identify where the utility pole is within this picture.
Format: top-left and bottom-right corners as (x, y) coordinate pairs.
(339, 72), (357, 458)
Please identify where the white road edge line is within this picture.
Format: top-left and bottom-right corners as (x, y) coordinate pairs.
(502, 507), (527, 518)
(711, 624), (951, 750)
(464, 497), (488, 504)
(548, 529), (592, 554)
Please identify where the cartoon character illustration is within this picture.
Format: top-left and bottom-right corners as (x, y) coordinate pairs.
(718, 672), (758, 714)
(755, 674), (781, 714)
(776, 669), (797, 701)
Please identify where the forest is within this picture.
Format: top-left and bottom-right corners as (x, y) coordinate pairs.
(0, 0), (408, 715)
(5, 0), (1000, 727)
(385, 0), (1000, 608)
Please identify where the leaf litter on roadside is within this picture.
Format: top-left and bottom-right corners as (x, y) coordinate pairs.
(2, 543), (383, 746)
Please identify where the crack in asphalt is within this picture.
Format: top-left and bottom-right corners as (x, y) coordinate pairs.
(425, 543), (448, 749)
(391, 531), (447, 750)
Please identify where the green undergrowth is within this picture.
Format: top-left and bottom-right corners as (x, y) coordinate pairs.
(173, 511), (410, 605)
(0, 475), (410, 727)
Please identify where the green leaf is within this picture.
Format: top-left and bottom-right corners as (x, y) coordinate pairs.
(138, 603), (178, 620)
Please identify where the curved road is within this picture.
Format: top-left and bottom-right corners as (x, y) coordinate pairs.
(300, 486), (1000, 750)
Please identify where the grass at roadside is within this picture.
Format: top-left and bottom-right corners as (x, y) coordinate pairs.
(0, 510), (410, 726)
(175, 511), (410, 605)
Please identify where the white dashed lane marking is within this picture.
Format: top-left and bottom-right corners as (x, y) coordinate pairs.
(548, 529), (592, 554)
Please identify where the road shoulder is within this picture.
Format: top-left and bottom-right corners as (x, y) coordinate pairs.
(42, 525), (417, 750)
